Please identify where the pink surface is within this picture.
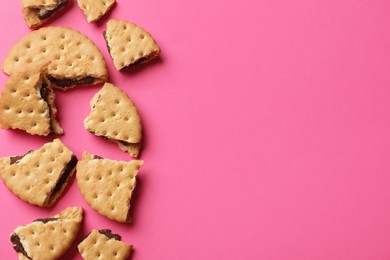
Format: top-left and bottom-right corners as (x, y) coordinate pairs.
(0, 0), (390, 259)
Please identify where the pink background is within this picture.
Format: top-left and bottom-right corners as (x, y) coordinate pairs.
(0, 0), (390, 259)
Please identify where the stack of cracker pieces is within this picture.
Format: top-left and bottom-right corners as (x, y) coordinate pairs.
(0, 1), (161, 259)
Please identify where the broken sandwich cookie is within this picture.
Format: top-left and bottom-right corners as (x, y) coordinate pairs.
(76, 151), (143, 223)
(84, 82), (143, 158)
(22, 0), (71, 29)
(0, 139), (77, 207)
(0, 69), (62, 136)
(78, 229), (132, 259)
(104, 19), (161, 70)
(10, 207), (83, 260)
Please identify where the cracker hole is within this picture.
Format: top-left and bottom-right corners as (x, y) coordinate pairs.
(14, 57), (19, 62)
(100, 118), (105, 123)
(60, 45), (65, 50)
(25, 43), (31, 49)
(110, 112), (116, 117)
(25, 92), (30, 98)
(40, 48), (46, 53)
(36, 242), (40, 247)
(126, 37), (131, 42)
(26, 58), (32, 63)
(115, 99), (120, 104)
(10, 88), (16, 93)
(85, 177), (90, 181)
(139, 51), (144, 56)
(121, 47), (126, 53)
(4, 106), (10, 111)
(140, 34), (145, 39)
(45, 179), (50, 184)
(60, 34), (65, 39)
(123, 25), (127, 30)
(41, 35), (47, 41)
(111, 206), (115, 211)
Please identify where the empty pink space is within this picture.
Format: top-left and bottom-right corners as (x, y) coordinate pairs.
(0, 0), (390, 259)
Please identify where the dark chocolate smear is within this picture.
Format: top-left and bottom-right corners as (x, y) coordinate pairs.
(35, 0), (69, 19)
(39, 81), (54, 134)
(50, 155), (78, 199)
(98, 229), (121, 241)
(11, 233), (32, 259)
(120, 57), (151, 71)
(10, 151), (33, 165)
(47, 76), (96, 88)
(94, 155), (104, 159)
(34, 217), (59, 224)
(103, 31), (113, 59)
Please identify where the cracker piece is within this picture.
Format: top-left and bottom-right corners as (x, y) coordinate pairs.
(22, 0), (70, 29)
(104, 19), (160, 70)
(84, 82), (143, 157)
(78, 229), (132, 259)
(3, 26), (108, 89)
(0, 69), (62, 136)
(76, 151), (143, 223)
(77, 0), (116, 23)
(10, 207), (83, 260)
(0, 139), (77, 207)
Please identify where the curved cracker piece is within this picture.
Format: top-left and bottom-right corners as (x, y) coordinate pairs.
(77, 0), (116, 23)
(76, 151), (143, 223)
(0, 69), (62, 136)
(84, 82), (143, 157)
(22, 0), (70, 29)
(104, 19), (161, 70)
(78, 229), (132, 259)
(3, 26), (108, 89)
(0, 139), (77, 207)
(10, 207), (83, 260)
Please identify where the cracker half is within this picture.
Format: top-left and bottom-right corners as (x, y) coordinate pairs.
(22, 0), (70, 29)
(77, 0), (116, 23)
(76, 151), (143, 223)
(10, 207), (83, 260)
(84, 82), (143, 157)
(0, 139), (77, 207)
(78, 229), (132, 259)
(3, 26), (108, 89)
(0, 69), (62, 136)
(104, 19), (161, 70)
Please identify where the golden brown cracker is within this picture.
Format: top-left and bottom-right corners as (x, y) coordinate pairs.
(104, 19), (160, 70)
(0, 139), (77, 207)
(84, 82), (143, 157)
(76, 151), (143, 223)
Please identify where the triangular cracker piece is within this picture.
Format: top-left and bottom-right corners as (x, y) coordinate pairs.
(78, 229), (132, 259)
(104, 19), (161, 70)
(22, 0), (70, 29)
(84, 83), (143, 157)
(0, 69), (62, 136)
(3, 26), (108, 89)
(77, 0), (116, 23)
(76, 151), (143, 223)
(10, 207), (83, 260)
(0, 139), (77, 207)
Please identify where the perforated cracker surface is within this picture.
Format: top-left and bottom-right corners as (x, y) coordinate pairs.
(0, 139), (77, 207)
(84, 82), (143, 157)
(22, 0), (57, 8)
(0, 69), (62, 136)
(77, 0), (116, 23)
(104, 19), (161, 70)
(78, 229), (132, 260)
(12, 207), (83, 259)
(76, 151), (143, 223)
(3, 26), (108, 88)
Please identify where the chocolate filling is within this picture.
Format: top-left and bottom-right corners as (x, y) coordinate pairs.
(98, 229), (121, 240)
(103, 31), (113, 59)
(39, 80), (55, 134)
(10, 151), (33, 165)
(11, 233), (32, 259)
(94, 155), (103, 159)
(35, 0), (69, 19)
(47, 76), (96, 88)
(49, 155), (78, 201)
(34, 217), (59, 224)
